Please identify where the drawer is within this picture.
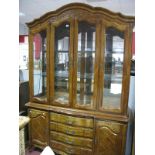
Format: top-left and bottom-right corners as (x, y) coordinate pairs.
(50, 122), (93, 138)
(50, 112), (93, 128)
(50, 140), (93, 155)
(50, 131), (93, 149)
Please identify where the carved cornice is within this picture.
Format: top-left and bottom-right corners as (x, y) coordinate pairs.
(27, 3), (135, 28)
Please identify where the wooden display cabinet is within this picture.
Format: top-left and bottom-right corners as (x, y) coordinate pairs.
(26, 3), (134, 155)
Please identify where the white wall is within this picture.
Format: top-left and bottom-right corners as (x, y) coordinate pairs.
(19, 23), (28, 35)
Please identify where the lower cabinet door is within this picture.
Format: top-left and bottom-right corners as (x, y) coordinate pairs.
(95, 120), (127, 155)
(29, 109), (49, 148)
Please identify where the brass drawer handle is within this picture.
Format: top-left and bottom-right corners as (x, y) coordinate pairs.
(67, 120), (74, 125)
(66, 138), (73, 144)
(68, 140), (73, 144)
(66, 148), (74, 153)
(66, 130), (75, 135)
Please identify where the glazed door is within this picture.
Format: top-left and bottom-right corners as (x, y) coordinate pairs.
(29, 26), (50, 104)
(50, 19), (74, 107)
(73, 17), (100, 110)
(98, 22), (132, 114)
(29, 109), (49, 148)
(95, 120), (127, 155)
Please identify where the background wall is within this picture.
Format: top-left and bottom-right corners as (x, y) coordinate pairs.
(19, 23), (28, 35)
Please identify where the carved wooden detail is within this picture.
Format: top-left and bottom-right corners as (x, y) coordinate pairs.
(98, 121), (121, 133)
(49, 10), (75, 23)
(48, 9), (98, 26)
(95, 120), (127, 155)
(27, 3), (134, 29)
(29, 109), (49, 148)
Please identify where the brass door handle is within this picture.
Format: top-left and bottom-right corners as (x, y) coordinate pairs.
(42, 113), (46, 116)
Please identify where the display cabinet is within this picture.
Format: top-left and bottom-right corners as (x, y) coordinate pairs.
(26, 3), (134, 155)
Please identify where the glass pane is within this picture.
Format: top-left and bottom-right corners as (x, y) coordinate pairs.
(76, 21), (96, 105)
(103, 27), (124, 110)
(54, 23), (70, 103)
(33, 30), (47, 99)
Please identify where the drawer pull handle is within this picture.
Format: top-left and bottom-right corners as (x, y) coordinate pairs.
(66, 139), (73, 144)
(67, 120), (73, 125)
(66, 148), (74, 153)
(68, 141), (73, 144)
(66, 130), (75, 135)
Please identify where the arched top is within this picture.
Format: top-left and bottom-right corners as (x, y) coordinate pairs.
(27, 3), (135, 28)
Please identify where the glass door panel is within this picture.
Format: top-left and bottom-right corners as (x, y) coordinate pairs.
(76, 21), (96, 106)
(54, 23), (70, 104)
(102, 27), (124, 110)
(33, 30), (47, 100)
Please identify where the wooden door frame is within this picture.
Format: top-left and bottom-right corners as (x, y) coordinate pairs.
(98, 20), (133, 115)
(29, 23), (50, 104)
(49, 18), (74, 108)
(72, 16), (101, 111)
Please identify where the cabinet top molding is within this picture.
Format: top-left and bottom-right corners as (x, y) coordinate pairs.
(27, 2), (135, 28)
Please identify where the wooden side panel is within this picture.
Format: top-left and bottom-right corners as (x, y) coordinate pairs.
(95, 120), (127, 155)
(29, 109), (49, 148)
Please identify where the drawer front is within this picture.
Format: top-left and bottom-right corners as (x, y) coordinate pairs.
(50, 112), (93, 128)
(50, 122), (93, 138)
(50, 140), (93, 155)
(50, 131), (93, 149)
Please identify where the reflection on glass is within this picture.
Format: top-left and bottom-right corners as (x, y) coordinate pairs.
(76, 21), (96, 105)
(33, 30), (47, 99)
(103, 27), (124, 110)
(54, 23), (70, 103)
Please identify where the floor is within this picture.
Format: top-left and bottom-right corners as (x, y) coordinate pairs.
(25, 148), (41, 155)
(25, 148), (58, 155)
